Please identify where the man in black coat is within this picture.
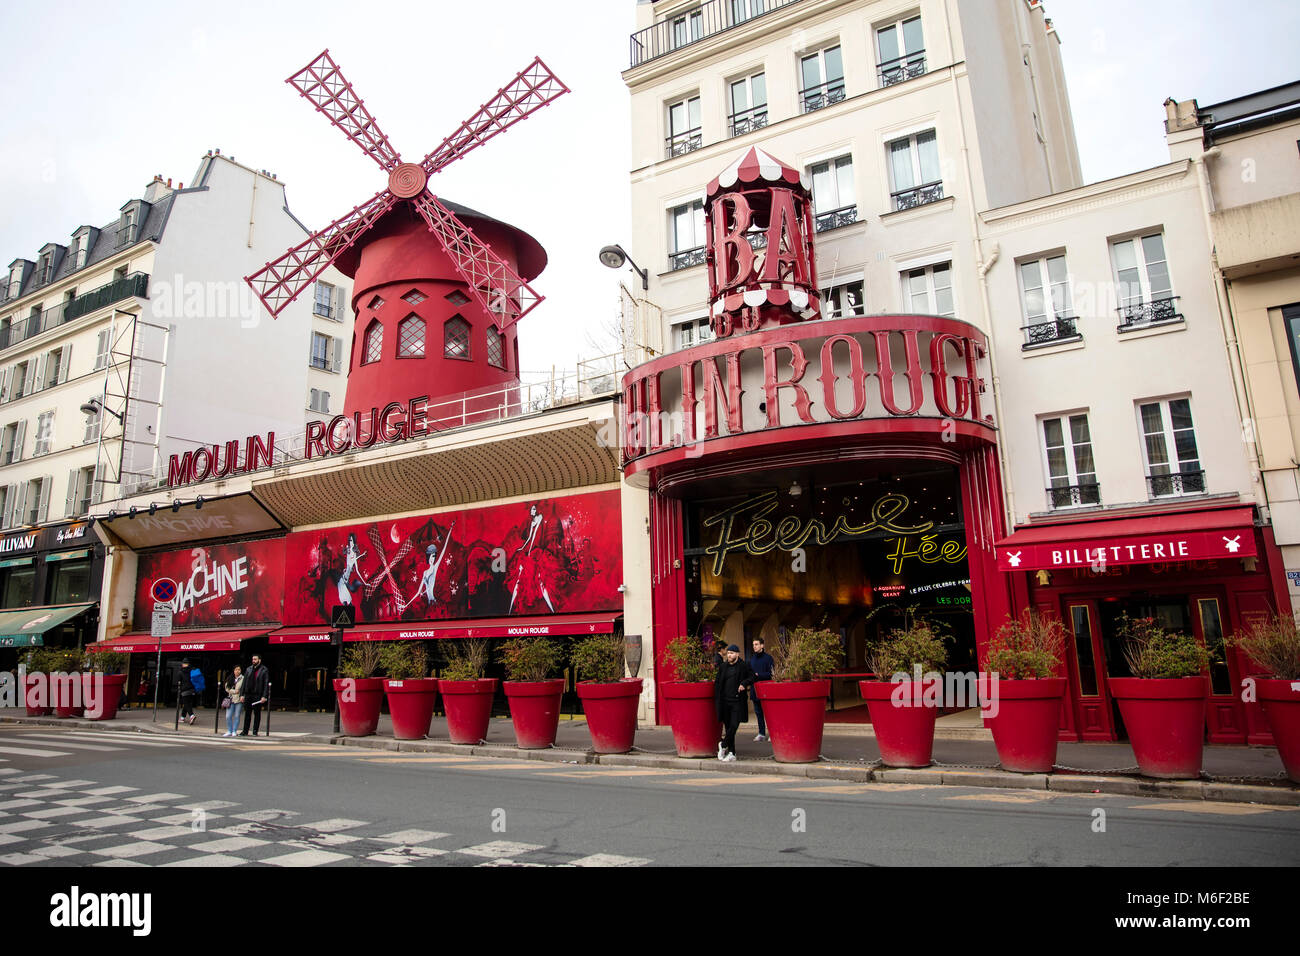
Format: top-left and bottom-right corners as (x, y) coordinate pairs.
(240, 654), (270, 736)
(177, 660), (197, 725)
(714, 644), (754, 762)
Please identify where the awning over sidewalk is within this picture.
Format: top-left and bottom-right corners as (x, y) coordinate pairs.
(90, 628), (271, 654)
(994, 506), (1257, 572)
(0, 603), (95, 647)
(268, 626), (336, 646)
(320, 612), (623, 642)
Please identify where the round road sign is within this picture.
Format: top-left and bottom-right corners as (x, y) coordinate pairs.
(151, 578), (178, 604)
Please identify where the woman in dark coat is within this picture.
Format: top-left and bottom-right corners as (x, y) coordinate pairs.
(714, 644), (755, 762)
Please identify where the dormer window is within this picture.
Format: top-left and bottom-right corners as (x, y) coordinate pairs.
(117, 208), (138, 248)
(38, 253), (54, 285)
(6, 265), (24, 301)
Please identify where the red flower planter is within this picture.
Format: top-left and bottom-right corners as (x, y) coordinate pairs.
(577, 679), (643, 754)
(977, 676), (1066, 773)
(1109, 676), (1208, 779)
(860, 679), (940, 768)
(332, 677), (385, 737)
(439, 678), (498, 744)
(1257, 678), (1300, 784)
(755, 680), (830, 764)
(503, 680), (565, 749)
(84, 673), (128, 721)
(52, 672), (85, 718)
(23, 674), (50, 716)
(660, 681), (720, 758)
(383, 678), (439, 740)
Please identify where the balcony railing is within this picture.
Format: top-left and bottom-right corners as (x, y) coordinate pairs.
(729, 106), (768, 138)
(878, 51), (927, 87)
(309, 356), (330, 371)
(1117, 295), (1182, 331)
(629, 0), (803, 68)
(669, 246), (707, 271)
(1022, 315), (1080, 348)
(64, 272), (149, 323)
(0, 302), (76, 352)
(800, 80), (846, 114)
(891, 181), (945, 211)
(813, 204), (859, 233)
(1147, 469), (1206, 498)
(1048, 482), (1100, 509)
(665, 129), (704, 159)
(313, 301), (336, 320)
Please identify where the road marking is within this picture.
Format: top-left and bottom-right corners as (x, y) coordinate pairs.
(11, 735), (127, 752)
(90, 841), (174, 859)
(263, 849), (351, 867)
(543, 769), (686, 779)
(189, 836), (271, 854)
(944, 792), (1058, 804)
(376, 829), (449, 844)
(1124, 801), (1295, 816)
(671, 775), (794, 787)
(570, 853), (651, 867)
(456, 840), (545, 859)
(0, 745), (73, 758)
(22, 733), (180, 749)
(159, 854), (246, 867)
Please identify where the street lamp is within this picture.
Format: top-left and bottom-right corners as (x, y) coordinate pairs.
(79, 397), (124, 422)
(598, 244), (649, 291)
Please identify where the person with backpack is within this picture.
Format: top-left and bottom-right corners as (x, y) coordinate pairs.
(178, 659), (202, 725)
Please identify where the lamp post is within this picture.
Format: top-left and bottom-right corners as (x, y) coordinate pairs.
(598, 244), (649, 291)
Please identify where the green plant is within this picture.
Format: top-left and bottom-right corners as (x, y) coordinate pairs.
(86, 650), (130, 675)
(440, 639), (489, 681)
(24, 647), (58, 673)
(1118, 615), (1211, 678)
(379, 642), (428, 679)
(338, 642), (383, 679)
(866, 614), (950, 680)
(987, 609), (1064, 680)
(769, 627), (844, 682)
(569, 634), (626, 683)
(45, 647), (84, 673)
(1230, 613), (1300, 680)
(499, 638), (563, 682)
(663, 635), (715, 683)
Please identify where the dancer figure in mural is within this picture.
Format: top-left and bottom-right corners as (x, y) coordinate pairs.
(399, 520), (455, 613)
(508, 504), (561, 613)
(336, 533), (367, 607)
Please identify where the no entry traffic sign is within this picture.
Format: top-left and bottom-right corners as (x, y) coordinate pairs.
(151, 578), (178, 604)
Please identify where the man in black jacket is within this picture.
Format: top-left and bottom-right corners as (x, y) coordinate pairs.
(749, 637), (775, 742)
(714, 644), (754, 762)
(240, 655), (270, 736)
(177, 660), (197, 725)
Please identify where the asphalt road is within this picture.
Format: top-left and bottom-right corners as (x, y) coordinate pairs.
(0, 724), (1296, 868)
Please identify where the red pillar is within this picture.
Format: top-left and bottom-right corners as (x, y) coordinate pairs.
(649, 488), (687, 725)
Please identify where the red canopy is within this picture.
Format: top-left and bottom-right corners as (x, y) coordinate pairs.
(90, 628), (271, 653)
(706, 146), (809, 201)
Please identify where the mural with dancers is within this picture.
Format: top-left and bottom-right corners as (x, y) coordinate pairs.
(282, 489), (621, 626)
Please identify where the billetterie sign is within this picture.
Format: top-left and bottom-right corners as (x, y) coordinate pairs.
(167, 394), (437, 487)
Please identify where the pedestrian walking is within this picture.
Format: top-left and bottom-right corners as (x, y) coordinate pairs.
(223, 666), (245, 737)
(749, 637), (774, 742)
(714, 644), (754, 762)
(177, 660), (197, 725)
(240, 655), (270, 737)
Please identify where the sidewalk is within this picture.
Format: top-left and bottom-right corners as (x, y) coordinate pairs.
(4, 706), (1296, 807)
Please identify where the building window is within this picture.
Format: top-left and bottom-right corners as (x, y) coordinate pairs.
(1019, 255), (1078, 347)
(38, 253), (54, 285)
(47, 556), (91, 604)
(444, 316), (471, 360)
(800, 45), (845, 113)
(445, 290), (471, 307)
(66, 465), (96, 517)
(367, 294), (385, 311)
(876, 15), (926, 87)
(730, 0), (766, 23)
(397, 315), (426, 358)
(1041, 414), (1099, 508)
(666, 95), (702, 158)
(93, 329), (111, 371)
(117, 208), (136, 248)
(671, 8), (703, 48)
(1138, 398), (1204, 497)
(823, 279), (864, 318)
(888, 130), (944, 210)
(487, 329), (506, 369)
(808, 155), (857, 232)
(308, 389), (331, 414)
(24, 476), (48, 525)
(308, 332), (331, 370)
(1112, 233), (1180, 329)
(673, 317), (714, 351)
(6, 266), (22, 300)
(0, 562), (34, 603)
(668, 200), (707, 271)
(1283, 304), (1300, 398)
(1, 421), (23, 464)
(402, 289), (427, 305)
(8, 361), (29, 400)
(903, 263), (954, 317)
(362, 320), (383, 365)
(314, 282), (337, 319)
(728, 72), (767, 137)
(33, 411), (54, 457)
(82, 394), (102, 445)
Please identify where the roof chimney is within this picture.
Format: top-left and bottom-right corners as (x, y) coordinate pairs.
(143, 176), (173, 204)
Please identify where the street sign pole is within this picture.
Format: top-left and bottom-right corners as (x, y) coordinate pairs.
(329, 604), (354, 735)
(149, 594), (174, 725)
(332, 629), (344, 734)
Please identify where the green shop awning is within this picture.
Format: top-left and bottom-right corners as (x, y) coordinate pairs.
(0, 603), (95, 647)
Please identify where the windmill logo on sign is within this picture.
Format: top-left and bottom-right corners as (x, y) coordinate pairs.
(245, 50), (569, 328)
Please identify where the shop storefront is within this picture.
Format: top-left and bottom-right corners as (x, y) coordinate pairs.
(0, 520), (102, 667)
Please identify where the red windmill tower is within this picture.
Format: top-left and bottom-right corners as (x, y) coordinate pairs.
(245, 51), (568, 428)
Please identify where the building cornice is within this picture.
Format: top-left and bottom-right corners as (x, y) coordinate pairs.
(979, 162), (1194, 232)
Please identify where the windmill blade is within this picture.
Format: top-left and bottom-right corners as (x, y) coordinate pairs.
(412, 193), (543, 331)
(288, 49), (402, 172)
(245, 187), (397, 319)
(419, 57), (569, 177)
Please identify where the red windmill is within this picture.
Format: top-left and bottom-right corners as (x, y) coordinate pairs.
(245, 50), (568, 425)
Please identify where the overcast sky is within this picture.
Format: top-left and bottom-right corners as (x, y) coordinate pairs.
(2, 1), (1297, 379)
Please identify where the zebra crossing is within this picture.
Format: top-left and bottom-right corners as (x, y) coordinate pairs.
(0, 727), (287, 762)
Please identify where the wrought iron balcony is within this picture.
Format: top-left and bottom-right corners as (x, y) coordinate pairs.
(729, 107), (768, 138)
(309, 356), (330, 371)
(1147, 470), (1206, 498)
(878, 52), (927, 87)
(64, 272), (149, 323)
(814, 204), (859, 233)
(1117, 295), (1182, 331)
(1022, 315), (1080, 348)
(891, 181), (945, 211)
(1048, 482), (1100, 509)
(313, 301), (335, 319)
(669, 246), (707, 271)
(629, 0), (803, 68)
(0, 301), (77, 352)
(800, 80), (847, 114)
(665, 129), (704, 159)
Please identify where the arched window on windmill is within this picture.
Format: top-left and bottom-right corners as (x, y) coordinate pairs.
(444, 316), (471, 361)
(486, 327), (506, 370)
(362, 319), (384, 365)
(397, 314), (426, 358)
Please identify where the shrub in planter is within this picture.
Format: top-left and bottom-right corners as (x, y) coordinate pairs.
(1109, 615), (1212, 779)
(438, 639), (497, 745)
(757, 627), (843, 763)
(381, 642), (438, 740)
(83, 649), (130, 721)
(860, 618), (950, 767)
(22, 648), (56, 716)
(500, 637), (565, 749)
(979, 610), (1067, 773)
(1231, 614), (1300, 783)
(660, 635), (720, 758)
(571, 634), (641, 754)
(333, 642), (385, 737)
(48, 648), (86, 718)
